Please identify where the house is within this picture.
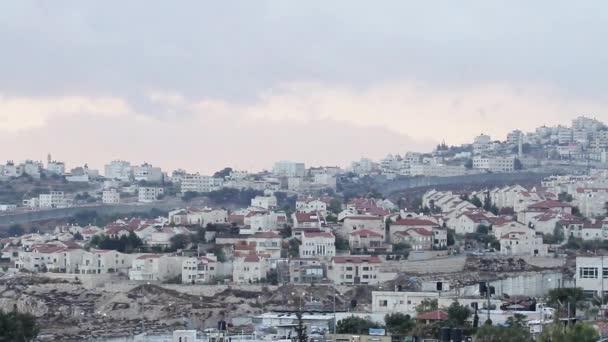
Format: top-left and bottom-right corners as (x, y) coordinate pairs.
(451, 211), (493, 235)
(416, 310), (449, 324)
(182, 255), (218, 284)
(390, 218), (438, 241)
(288, 258), (325, 284)
(299, 232), (336, 258)
(349, 229), (389, 253)
(291, 227), (324, 240)
(104, 224), (131, 239)
(292, 212), (324, 228)
(499, 229), (547, 256)
(247, 232), (283, 259)
(251, 195), (278, 210)
(393, 228), (433, 251)
(233, 254), (267, 284)
(580, 219), (608, 241)
(340, 216), (384, 238)
(77, 249), (132, 274)
(327, 255), (381, 285)
(525, 200), (572, 214)
(574, 188), (608, 217)
(168, 207), (228, 226)
(295, 197), (330, 215)
(129, 254), (184, 281)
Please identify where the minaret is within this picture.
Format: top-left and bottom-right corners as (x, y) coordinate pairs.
(47, 153), (52, 165)
(518, 133), (523, 159)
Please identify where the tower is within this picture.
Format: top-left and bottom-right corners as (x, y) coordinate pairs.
(47, 153), (52, 165)
(518, 133), (523, 159)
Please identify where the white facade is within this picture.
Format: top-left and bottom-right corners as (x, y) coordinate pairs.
(47, 161), (66, 175)
(129, 254), (184, 281)
(327, 255), (381, 285)
(272, 161), (306, 177)
(472, 156), (515, 173)
(251, 196), (277, 210)
(132, 163), (164, 183)
(182, 256), (218, 284)
(180, 174), (224, 193)
(499, 229), (548, 257)
(299, 232), (336, 258)
(233, 254), (267, 284)
(576, 256), (608, 298)
(39, 191), (70, 208)
(104, 160), (132, 181)
(102, 189), (121, 204)
(138, 187), (164, 203)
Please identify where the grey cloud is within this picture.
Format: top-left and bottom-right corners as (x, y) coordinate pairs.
(1, 0), (608, 104)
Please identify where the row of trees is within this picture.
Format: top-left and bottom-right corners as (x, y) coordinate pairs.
(0, 310), (39, 341)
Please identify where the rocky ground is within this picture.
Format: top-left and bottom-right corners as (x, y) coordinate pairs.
(0, 274), (367, 341)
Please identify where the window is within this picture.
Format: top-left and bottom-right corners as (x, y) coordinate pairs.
(379, 300), (388, 307)
(580, 267), (598, 279)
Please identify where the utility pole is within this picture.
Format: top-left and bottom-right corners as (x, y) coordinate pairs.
(486, 281), (491, 323)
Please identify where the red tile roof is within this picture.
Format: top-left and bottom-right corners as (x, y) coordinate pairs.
(332, 255), (382, 264)
(416, 310), (448, 321)
(344, 216), (382, 221)
(136, 254), (162, 259)
(303, 232), (335, 239)
(528, 200), (572, 209)
(392, 218), (437, 226)
(295, 212), (322, 223)
(251, 232), (281, 239)
(350, 229), (383, 238)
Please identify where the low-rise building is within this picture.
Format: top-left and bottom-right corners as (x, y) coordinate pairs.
(288, 258), (325, 284)
(349, 229), (388, 253)
(102, 189), (121, 204)
(327, 255), (381, 285)
(299, 232), (335, 258)
(138, 187), (164, 203)
(129, 254), (184, 281)
(182, 255), (218, 284)
(233, 254), (267, 284)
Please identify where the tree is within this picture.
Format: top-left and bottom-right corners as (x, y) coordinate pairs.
(470, 196), (482, 208)
(170, 234), (191, 251)
(384, 313), (414, 335)
(546, 287), (585, 318)
(416, 298), (438, 315)
(514, 158), (523, 170)
(464, 158), (473, 169)
(288, 239), (301, 257)
(335, 236), (349, 251)
(294, 312), (308, 342)
(336, 316), (379, 334)
(328, 199), (342, 215)
(73, 232), (83, 241)
(7, 224), (24, 237)
(447, 229), (455, 246)
(446, 301), (471, 326)
(213, 167), (233, 179)
(0, 310), (39, 341)
(538, 321), (599, 342)
(475, 324), (532, 342)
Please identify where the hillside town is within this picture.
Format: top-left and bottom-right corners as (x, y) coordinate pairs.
(0, 118), (608, 341)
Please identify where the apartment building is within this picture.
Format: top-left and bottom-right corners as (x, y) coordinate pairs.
(129, 254), (184, 282)
(180, 174), (224, 193)
(182, 255), (218, 284)
(104, 160), (132, 181)
(102, 189), (121, 204)
(327, 255), (381, 285)
(138, 187), (164, 203)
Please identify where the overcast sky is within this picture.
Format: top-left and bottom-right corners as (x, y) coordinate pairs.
(1, 1), (607, 173)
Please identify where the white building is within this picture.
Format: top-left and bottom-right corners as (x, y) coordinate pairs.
(102, 189), (121, 204)
(129, 254), (184, 282)
(168, 208), (228, 226)
(180, 174), (224, 193)
(138, 187), (164, 203)
(327, 255), (381, 285)
(233, 254), (267, 284)
(182, 255), (218, 284)
(299, 232), (336, 258)
(132, 163), (164, 183)
(47, 161), (66, 175)
(575, 256), (608, 298)
(39, 191), (70, 208)
(273, 161), (306, 177)
(472, 156), (516, 173)
(499, 229), (548, 257)
(104, 160), (132, 181)
(251, 196), (278, 210)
